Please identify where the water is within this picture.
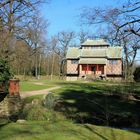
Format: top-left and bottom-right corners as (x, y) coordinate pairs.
(122, 128), (140, 133)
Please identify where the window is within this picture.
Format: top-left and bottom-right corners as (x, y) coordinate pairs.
(71, 60), (78, 64)
(109, 60), (118, 65)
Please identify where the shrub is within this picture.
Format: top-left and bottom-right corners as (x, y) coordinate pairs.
(22, 98), (66, 122)
(21, 99), (46, 120)
(133, 67), (140, 82)
(0, 59), (12, 82)
(43, 93), (59, 110)
(26, 105), (48, 120)
(0, 59), (12, 92)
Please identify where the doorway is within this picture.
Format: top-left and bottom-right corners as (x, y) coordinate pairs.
(91, 66), (96, 74)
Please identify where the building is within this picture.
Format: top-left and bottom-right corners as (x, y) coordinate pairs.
(66, 39), (122, 81)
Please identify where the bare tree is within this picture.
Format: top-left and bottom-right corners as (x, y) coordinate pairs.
(80, 0), (140, 81)
(21, 15), (48, 78)
(58, 31), (75, 58)
(121, 35), (140, 80)
(57, 31), (75, 76)
(48, 36), (60, 79)
(13, 40), (32, 75)
(115, 0), (140, 37)
(0, 0), (48, 60)
(80, 0), (140, 37)
(78, 29), (89, 44)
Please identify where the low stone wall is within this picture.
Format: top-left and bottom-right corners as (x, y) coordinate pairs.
(106, 77), (122, 81)
(0, 95), (22, 120)
(66, 76), (78, 81)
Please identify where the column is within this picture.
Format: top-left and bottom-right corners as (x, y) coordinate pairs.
(79, 64), (82, 76)
(86, 64), (89, 75)
(96, 64), (99, 75)
(104, 65), (106, 76)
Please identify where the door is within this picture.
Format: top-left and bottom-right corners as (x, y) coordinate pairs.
(100, 65), (104, 74)
(91, 66), (96, 74)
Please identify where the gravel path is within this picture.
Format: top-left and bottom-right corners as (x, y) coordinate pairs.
(20, 86), (61, 99)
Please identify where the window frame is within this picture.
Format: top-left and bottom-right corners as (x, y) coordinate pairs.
(109, 60), (118, 65)
(71, 60), (78, 64)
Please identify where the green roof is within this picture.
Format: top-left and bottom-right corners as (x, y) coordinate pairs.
(107, 47), (122, 58)
(66, 45), (122, 59)
(81, 49), (106, 57)
(66, 48), (79, 58)
(81, 39), (109, 46)
(79, 58), (107, 64)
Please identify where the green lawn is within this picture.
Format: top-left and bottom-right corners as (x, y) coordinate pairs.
(22, 80), (140, 127)
(52, 81), (140, 126)
(0, 121), (139, 140)
(20, 79), (60, 92)
(20, 78), (140, 94)
(1, 79), (140, 139)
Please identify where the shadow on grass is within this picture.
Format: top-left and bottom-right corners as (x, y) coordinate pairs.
(55, 82), (140, 129)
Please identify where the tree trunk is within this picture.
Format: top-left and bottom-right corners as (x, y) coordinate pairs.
(51, 52), (55, 80)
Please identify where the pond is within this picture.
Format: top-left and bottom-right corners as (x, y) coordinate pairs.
(122, 127), (140, 133)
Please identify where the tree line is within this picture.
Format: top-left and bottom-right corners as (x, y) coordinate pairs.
(0, 0), (95, 79)
(0, 0), (139, 81)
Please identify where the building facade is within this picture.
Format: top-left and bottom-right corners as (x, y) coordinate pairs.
(66, 39), (122, 81)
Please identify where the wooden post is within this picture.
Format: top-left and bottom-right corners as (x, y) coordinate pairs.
(97, 64), (99, 74)
(9, 79), (20, 96)
(86, 64), (89, 74)
(79, 64), (82, 76)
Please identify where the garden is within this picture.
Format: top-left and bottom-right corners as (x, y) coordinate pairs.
(0, 59), (140, 139)
(1, 78), (140, 140)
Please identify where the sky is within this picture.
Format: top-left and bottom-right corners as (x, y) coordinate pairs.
(40, 0), (140, 62)
(41, 0), (126, 36)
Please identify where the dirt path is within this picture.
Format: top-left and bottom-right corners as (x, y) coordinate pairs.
(20, 86), (61, 99)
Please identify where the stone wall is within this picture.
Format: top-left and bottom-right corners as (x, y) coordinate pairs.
(0, 95), (22, 120)
(66, 76), (78, 81)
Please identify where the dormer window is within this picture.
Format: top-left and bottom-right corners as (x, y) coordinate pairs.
(82, 45), (109, 49)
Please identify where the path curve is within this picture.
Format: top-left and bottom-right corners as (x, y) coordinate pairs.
(20, 86), (61, 99)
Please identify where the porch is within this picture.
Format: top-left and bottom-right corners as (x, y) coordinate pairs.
(79, 64), (106, 78)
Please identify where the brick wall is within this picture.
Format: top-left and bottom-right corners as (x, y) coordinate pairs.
(66, 60), (79, 74)
(106, 59), (122, 75)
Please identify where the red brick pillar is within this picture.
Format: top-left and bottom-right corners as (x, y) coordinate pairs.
(9, 79), (20, 96)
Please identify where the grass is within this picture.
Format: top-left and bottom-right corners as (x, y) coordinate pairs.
(23, 94), (44, 103)
(1, 79), (140, 139)
(22, 80), (140, 127)
(20, 79), (60, 92)
(0, 80), (140, 140)
(0, 121), (140, 140)
(20, 77), (140, 94)
(51, 81), (140, 127)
